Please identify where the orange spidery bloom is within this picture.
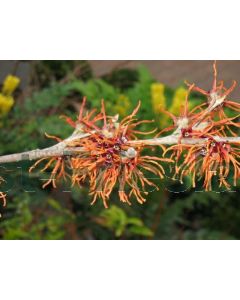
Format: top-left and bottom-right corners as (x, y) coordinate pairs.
(117, 101), (157, 138)
(176, 138), (240, 191)
(70, 140), (171, 207)
(68, 100), (171, 207)
(186, 61), (240, 120)
(29, 98), (106, 191)
(205, 114), (240, 137)
(163, 143), (193, 178)
(61, 96), (104, 131)
(160, 85), (218, 163)
(30, 98), (171, 207)
(117, 152), (171, 205)
(157, 84), (211, 140)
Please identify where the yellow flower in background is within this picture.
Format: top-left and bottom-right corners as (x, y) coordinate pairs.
(0, 74), (20, 116)
(0, 94), (14, 115)
(151, 83), (166, 113)
(2, 75), (20, 96)
(114, 94), (131, 116)
(169, 86), (187, 115)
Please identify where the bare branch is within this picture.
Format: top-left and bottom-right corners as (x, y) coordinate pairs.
(0, 129), (239, 164)
(0, 131), (89, 164)
(129, 136), (240, 146)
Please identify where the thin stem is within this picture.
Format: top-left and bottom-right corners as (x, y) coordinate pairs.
(0, 132), (239, 164)
(0, 130), (89, 164)
(129, 136), (240, 146)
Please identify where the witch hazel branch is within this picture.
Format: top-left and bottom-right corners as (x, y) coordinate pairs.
(0, 61), (240, 209)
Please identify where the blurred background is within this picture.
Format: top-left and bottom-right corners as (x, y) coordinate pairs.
(0, 60), (240, 240)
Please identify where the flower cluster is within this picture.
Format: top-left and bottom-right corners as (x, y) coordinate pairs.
(30, 99), (171, 207)
(164, 62), (240, 190)
(166, 139), (240, 190)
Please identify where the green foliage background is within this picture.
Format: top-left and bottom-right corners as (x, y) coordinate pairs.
(0, 61), (239, 240)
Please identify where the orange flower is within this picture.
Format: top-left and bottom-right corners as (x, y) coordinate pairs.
(30, 156), (67, 188)
(61, 97), (104, 132)
(68, 100), (170, 207)
(70, 140), (170, 207)
(170, 138), (240, 191)
(157, 84), (211, 140)
(30, 99), (170, 207)
(186, 61), (240, 122)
